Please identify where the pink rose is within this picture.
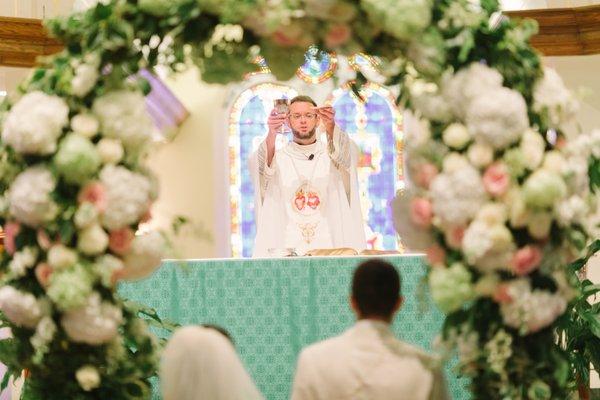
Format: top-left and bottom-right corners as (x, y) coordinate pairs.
(426, 244), (446, 267)
(510, 245), (543, 276)
(493, 283), (513, 304)
(78, 182), (107, 212)
(36, 229), (52, 250)
(483, 162), (510, 197)
(272, 30), (300, 47)
(444, 225), (465, 250)
(410, 197), (433, 228)
(109, 228), (135, 255)
(4, 222), (21, 255)
(35, 263), (54, 287)
(325, 24), (352, 48)
(415, 163), (439, 189)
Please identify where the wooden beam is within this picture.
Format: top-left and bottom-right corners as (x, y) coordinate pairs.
(0, 16), (63, 68)
(506, 5), (600, 56)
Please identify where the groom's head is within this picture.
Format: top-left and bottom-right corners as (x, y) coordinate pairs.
(351, 259), (402, 323)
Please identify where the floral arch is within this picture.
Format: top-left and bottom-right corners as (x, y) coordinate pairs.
(0, 0), (597, 398)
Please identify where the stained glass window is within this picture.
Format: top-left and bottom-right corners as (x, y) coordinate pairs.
(328, 83), (404, 251)
(229, 83), (299, 257)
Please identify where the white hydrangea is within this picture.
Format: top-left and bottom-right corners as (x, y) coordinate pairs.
(554, 195), (589, 227)
(8, 246), (38, 278)
(1, 91), (69, 155)
(61, 293), (123, 345)
(430, 165), (488, 226)
(466, 87), (529, 150)
(122, 231), (166, 280)
(409, 81), (453, 123)
(99, 165), (152, 230)
(500, 279), (567, 334)
(562, 155), (590, 195)
(71, 63), (99, 98)
(564, 129), (600, 160)
(0, 286), (43, 328)
(533, 67), (578, 129)
(442, 63), (504, 119)
(8, 167), (58, 227)
(92, 90), (154, 148)
(462, 220), (515, 272)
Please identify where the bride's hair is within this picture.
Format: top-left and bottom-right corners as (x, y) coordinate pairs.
(160, 326), (263, 400)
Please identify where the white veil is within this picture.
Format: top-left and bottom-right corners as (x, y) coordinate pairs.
(160, 326), (264, 400)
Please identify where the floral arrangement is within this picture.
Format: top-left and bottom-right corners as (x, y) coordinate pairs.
(0, 0), (598, 398)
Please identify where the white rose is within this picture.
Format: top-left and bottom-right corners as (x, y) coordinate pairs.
(96, 138), (124, 165)
(8, 167), (58, 227)
(466, 87), (529, 150)
(74, 202), (99, 229)
(533, 67), (578, 129)
(542, 151), (566, 174)
(442, 63), (504, 119)
(0, 286), (43, 328)
(121, 232), (166, 280)
(467, 142), (494, 169)
(527, 211), (553, 240)
(71, 113), (100, 138)
(77, 224), (109, 256)
(1, 91), (69, 155)
(76, 365), (101, 391)
(476, 203), (507, 225)
(47, 244), (78, 270)
(430, 165), (488, 226)
(442, 152), (470, 174)
(462, 220), (515, 272)
(519, 129), (545, 170)
(443, 123), (471, 149)
(61, 293), (122, 345)
(71, 64), (99, 98)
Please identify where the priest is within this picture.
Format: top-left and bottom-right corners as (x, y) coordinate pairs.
(249, 95), (366, 257)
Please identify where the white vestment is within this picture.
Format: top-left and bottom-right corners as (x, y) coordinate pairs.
(249, 127), (366, 257)
(290, 320), (449, 400)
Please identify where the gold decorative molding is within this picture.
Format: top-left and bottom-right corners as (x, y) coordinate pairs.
(506, 5), (600, 56)
(0, 16), (63, 68)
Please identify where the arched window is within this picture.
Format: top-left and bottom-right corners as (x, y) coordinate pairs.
(328, 83), (404, 250)
(228, 83), (298, 257)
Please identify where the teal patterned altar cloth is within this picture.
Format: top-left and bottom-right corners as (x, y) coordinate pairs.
(118, 255), (469, 399)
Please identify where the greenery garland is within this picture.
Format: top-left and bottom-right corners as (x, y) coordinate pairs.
(0, 0), (598, 398)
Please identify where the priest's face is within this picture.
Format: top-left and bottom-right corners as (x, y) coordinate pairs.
(288, 101), (319, 143)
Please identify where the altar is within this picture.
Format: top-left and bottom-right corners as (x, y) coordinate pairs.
(118, 255), (468, 400)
